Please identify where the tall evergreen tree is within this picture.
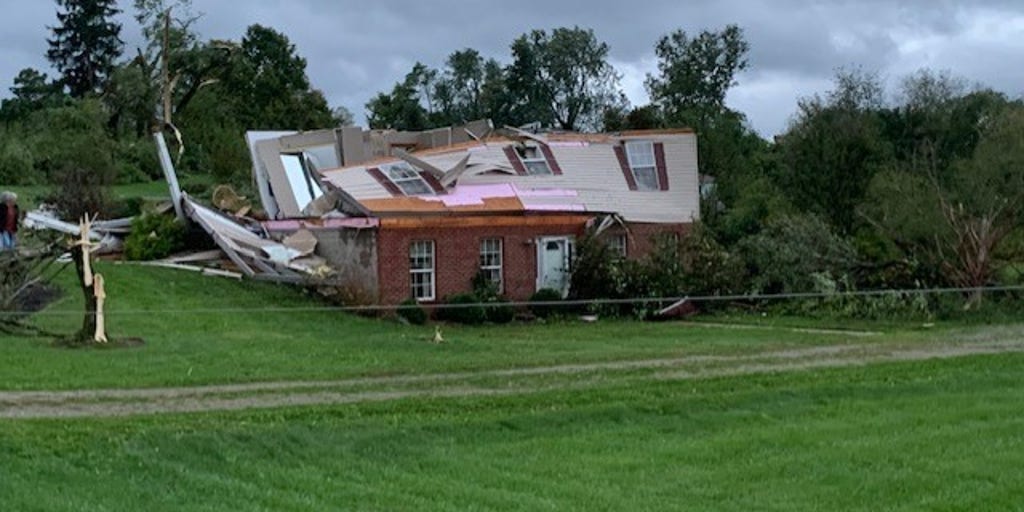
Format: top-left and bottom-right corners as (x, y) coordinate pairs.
(47, 0), (124, 98)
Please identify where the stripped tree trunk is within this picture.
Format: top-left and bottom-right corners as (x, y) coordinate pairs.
(71, 244), (98, 343)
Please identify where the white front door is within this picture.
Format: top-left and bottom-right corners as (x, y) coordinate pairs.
(537, 237), (572, 296)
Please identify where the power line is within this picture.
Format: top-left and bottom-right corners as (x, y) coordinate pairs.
(3, 284), (1022, 318)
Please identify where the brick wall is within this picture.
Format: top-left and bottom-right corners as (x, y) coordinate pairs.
(602, 222), (693, 258)
(376, 217), (692, 304)
(377, 219), (588, 304)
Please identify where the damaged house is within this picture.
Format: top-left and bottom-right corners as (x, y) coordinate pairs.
(246, 121), (700, 304)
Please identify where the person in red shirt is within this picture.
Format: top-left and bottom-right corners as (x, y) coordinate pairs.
(0, 191), (19, 251)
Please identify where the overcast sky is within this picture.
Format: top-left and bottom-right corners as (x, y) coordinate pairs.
(2, 0), (1023, 137)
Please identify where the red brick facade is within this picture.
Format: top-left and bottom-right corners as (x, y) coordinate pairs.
(375, 215), (692, 304)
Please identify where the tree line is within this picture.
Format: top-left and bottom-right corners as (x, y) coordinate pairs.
(2, 0), (1023, 310)
(0, 0), (340, 191)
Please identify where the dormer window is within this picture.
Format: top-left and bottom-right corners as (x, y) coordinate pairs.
(504, 144), (563, 176)
(517, 146), (553, 175)
(383, 162), (434, 196)
(624, 141), (659, 190)
(615, 140), (669, 191)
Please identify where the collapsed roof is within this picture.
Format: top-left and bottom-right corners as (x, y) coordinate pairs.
(248, 121), (701, 224)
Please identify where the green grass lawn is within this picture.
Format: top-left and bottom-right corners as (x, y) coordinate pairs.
(2, 353), (1022, 511)
(2, 262), (1023, 510)
(2, 264), (910, 390)
(5, 181), (172, 211)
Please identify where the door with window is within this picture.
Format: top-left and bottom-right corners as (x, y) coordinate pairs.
(536, 237), (572, 296)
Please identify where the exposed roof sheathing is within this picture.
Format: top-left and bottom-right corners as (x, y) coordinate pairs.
(250, 125), (701, 224)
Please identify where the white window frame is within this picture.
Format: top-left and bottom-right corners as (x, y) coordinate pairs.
(624, 140), (659, 191)
(384, 162), (434, 196)
(517, 145), (553, 175)
(280, 154), (325, 211)
(479, 238), (503, 293)
(608, 234), (627, 259)
(409, 240), (435, 301)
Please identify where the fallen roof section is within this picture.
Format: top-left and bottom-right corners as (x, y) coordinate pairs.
(182, 195), (334, 283)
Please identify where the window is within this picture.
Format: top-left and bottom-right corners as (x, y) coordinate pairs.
(479, 238), (503, 292)
(409, 240), (435, 301)
(625, 141), (659, 190)
(280, 154), (324, 211)
(608, 234), (627, 258)
(384, 162), (434, 196)
(517, 146), (553, 175)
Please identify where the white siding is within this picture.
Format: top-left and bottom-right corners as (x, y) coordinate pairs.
(319, 133), (701, 223)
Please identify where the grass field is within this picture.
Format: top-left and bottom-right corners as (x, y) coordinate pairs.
(1, 264), (929, 391)
(6, 181), (173, 211)
(2, 354), (1023, 510)
(2, 265), (1023, 510)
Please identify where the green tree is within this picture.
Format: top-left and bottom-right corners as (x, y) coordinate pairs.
(862, 106), (1024, 305)
(0, 68), (66, 123)
(775, 68), (891, 234)
(30, 99), (117, 218)
(881, 70), (1012, 180)
(221, 24), (332, 130)
(365, 64), (431, 130)
(506, 27), (625, 131)
(130, 0), (238, 132)
(646, 25), (749, 127)
(642, 24), (768, 238)
(46, 0), (124, 98)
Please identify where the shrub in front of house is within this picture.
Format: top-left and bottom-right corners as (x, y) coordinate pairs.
(436, 293), (488, 325)
(484, 295), (516, 324)
(397, 298), (428, 325)
(470, 271), (515, 324)
(529, 288), (564, 319)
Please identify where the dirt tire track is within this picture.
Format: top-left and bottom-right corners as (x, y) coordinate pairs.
(3, 340), (1023, 419)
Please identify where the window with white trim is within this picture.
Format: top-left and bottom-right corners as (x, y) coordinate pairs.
(479, 238), (503, 292)
(624, 140), (659, 190)
(516, 146), (553, 175)
(608, 234), (627, 258)
(384, 162), (434, 196)
(409, 240), (435, 301)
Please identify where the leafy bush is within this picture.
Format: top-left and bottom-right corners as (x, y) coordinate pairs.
(115, 138), (160, 183)
(0, 137), (37, 185)
(568, 226), (742, 318)
(676, 225), (744, 300)
(397, 298), (427, 325)
(529, 288), (564, 319)
(737, 214), (856, 295)
(435, 293), (487, 325)
(124, 213), (187, 261)
(471, 271), (515, 324)
(484, 295), (516, 324)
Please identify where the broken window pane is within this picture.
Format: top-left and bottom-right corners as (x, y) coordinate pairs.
(517, 146), (553, 175)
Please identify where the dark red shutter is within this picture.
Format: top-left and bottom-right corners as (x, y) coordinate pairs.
(539, 145), (563, 175)
(654, 142), (669, 191)
(614, 145), (638, 190)
(367, 167), (403, 196)
(421, 172), (447, 194)
(503, 146), (528, 175)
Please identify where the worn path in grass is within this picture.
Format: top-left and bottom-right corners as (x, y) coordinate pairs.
(4, 335), (1023, 419)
